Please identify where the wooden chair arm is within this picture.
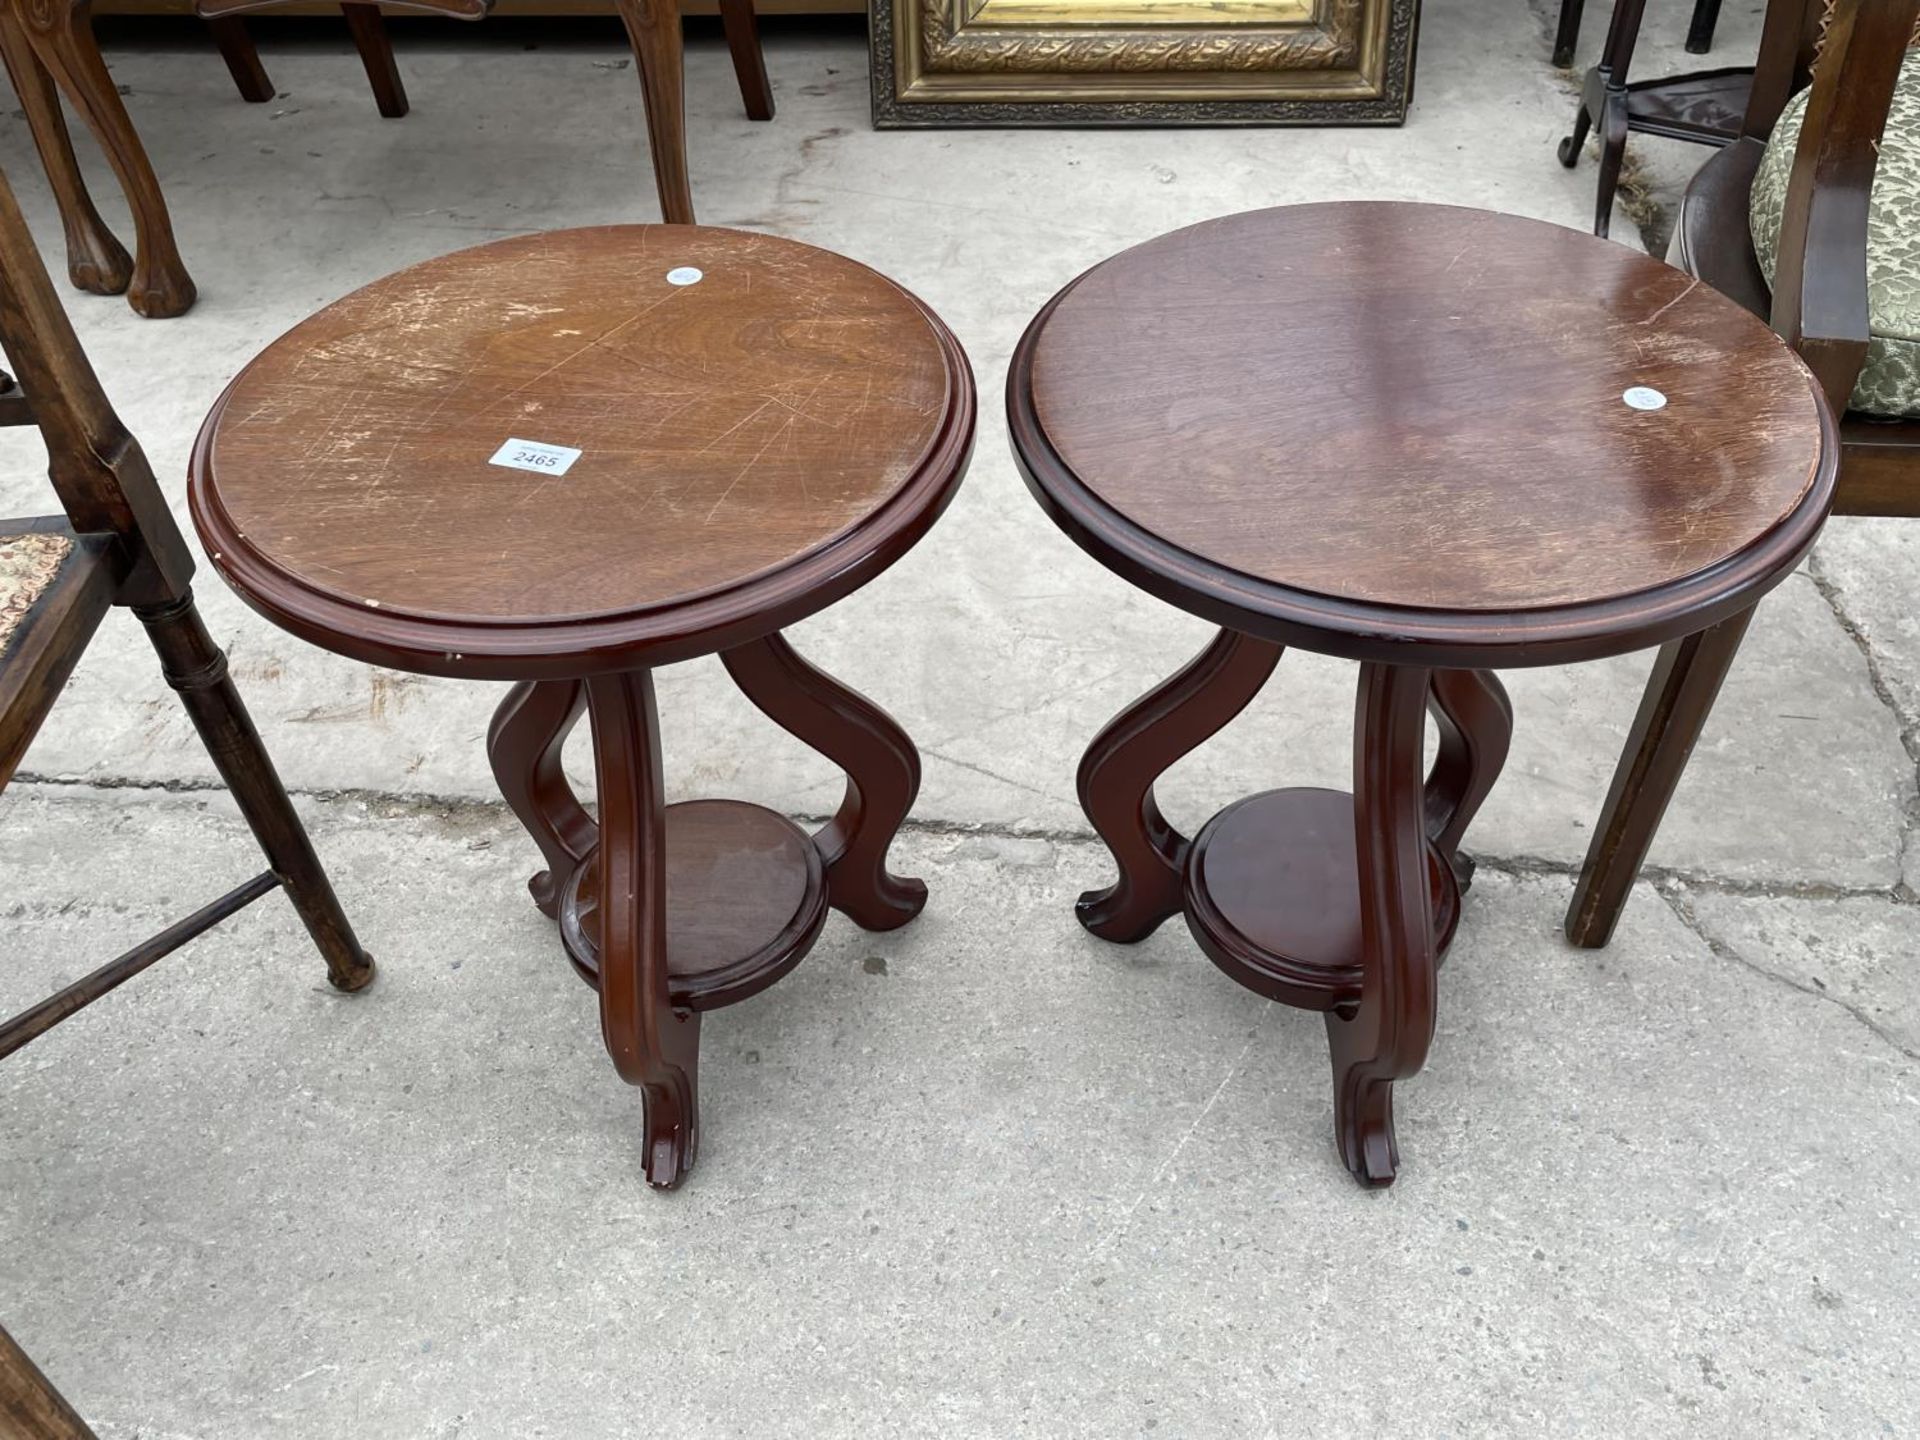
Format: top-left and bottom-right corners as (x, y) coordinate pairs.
(1768, 0), (1920, 414)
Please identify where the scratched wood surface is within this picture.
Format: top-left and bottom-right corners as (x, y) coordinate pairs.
(1026, 202), (1828, 614)
(202, 226), (954, 624)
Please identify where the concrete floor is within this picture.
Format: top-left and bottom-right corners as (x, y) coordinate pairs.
(4, 0), (1919, 1434)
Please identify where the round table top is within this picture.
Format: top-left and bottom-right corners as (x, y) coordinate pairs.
(1009, 202), (1837, 665)
(191, 226), (974, 676)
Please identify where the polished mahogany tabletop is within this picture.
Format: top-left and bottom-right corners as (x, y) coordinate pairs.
(1010, 202), (1837, 665)
(192, 225), (974, 677)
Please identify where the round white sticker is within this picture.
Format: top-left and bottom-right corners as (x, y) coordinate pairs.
(666, 267), (704, 287)
(1622, 385), (1668, 411)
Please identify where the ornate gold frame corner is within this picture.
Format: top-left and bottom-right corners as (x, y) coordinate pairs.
(870, 0), (1422, 127)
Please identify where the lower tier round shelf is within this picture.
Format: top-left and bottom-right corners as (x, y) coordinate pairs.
(1184, 787), (1460, 1014)
(559, 799), (829, 1012)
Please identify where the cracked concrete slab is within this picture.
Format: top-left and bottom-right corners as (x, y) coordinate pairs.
(4, 787), (1920, 1437)
(1679, 885), (1920, 1060)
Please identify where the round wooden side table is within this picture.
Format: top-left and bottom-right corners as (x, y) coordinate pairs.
(1008, 202), (1836, 1187)
(190, 226), (975, 1189)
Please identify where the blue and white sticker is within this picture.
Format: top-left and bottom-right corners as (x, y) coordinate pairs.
(1622, 386), (1668, 411)
(666, 267), (704, 286)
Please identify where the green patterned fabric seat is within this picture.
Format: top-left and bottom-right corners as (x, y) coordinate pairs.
(1751, 45), (1920, 419)
(0, 530), (75, 658)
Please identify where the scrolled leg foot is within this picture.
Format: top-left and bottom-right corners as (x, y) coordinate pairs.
(722, 632), (925, 932)
(488, 679), (594, 917)
(1074, 628), (1282, 943)
(0, 2), (131, 295)
(21, 0), (196, 316)
(585, 669), (702, 1190)
(1325, 662), (1438, 1189)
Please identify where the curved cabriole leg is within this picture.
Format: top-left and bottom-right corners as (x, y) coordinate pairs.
(1074, 628), (1283, 943)
(1424, 668), (1513, 891)
(586, 670), (700, 1190)
(717, 0), (773, 121)
(341, 3), (408, 119)
(19, 0), (196, 316)
(0, 3), (131, 295)
(488, 678), (595, 917)
(612, 0), (695, 225)
(206, 15), (273, 103)
(1551, 0), (1584, 67)
(1327, 663), (1438, 1189)
(721, 632), (925, 931)
(1566, 607), (1754, 950)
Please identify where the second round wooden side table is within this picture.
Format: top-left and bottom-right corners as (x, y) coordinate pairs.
(191, 225), (975, 1189)
(1008, 202), (1836, 1187)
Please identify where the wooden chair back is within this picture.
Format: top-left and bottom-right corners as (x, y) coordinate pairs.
(1745, 0), (1920, 414)
(0, 166), (192, 609)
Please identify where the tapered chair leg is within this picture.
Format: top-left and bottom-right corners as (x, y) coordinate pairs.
(614, 0), (695, 224)
(135, 591), (374, 991)
(207, 15), (274, 103)
(1685, 0), (1722, 54)
(341, 3), (408, 118)
(1552, 0), (1585, 67)
(1566, 607), (1755, 949)
(18, 0), (196, 317)
(0, 4), (132, 296)
(0, 1322), (96, 1440)
(718, 0), (773, 120)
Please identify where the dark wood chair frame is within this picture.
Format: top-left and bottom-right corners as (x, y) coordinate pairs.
(0, 157), (380, 1435)
(0, 0), (771, 318)
(1567, 0), (1920, 948)
(0, 161), (374, 1052)
(1553, 0), (1724, 68)
(1556, 0), (1757, 238)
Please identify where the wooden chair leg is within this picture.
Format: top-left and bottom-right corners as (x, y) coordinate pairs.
(340, 3), (408, 119)
(717, 0), (772, 120)
(1685, 0), (1722, 54)
(0, 3), (132, 297)
(15, 0), (195, 317)
(0, 1322), (97, 1440)
(613, 0), (695, 224)
(1556, 0), (1645, 238)
(1590, 92), (1629, 238)
(1551, 0), (1585, 67)
(1565, 607), (1755, 950)
(135, 591), (375, 991)
(206, 15), (273, 103)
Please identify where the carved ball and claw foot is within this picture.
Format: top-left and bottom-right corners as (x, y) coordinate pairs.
(486, 632), (926, 1189)
(1076, 631), (1512, 1186)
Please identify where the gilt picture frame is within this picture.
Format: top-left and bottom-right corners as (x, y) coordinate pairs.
(870, 0), (1422, 127)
